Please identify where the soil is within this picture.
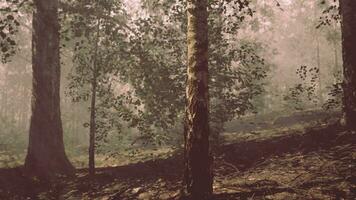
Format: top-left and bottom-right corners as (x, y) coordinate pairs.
(0, 124), (355, 200)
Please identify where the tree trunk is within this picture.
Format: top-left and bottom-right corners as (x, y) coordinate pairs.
(88, 72), (97, 176)
(340, 0), (356, 130)
(313, 4), (323, 106)
(25, 0), (74, 178)
(1, 71), (9, 120)
(333, 40), (339, 75)
(184, 0), (213, 199)
(89, 19), (100, 176)
(316, 36), (323, 106)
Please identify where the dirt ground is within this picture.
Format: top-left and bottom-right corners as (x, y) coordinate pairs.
(0, 124), (355, 200)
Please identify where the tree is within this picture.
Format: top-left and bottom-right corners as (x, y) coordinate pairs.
(184, 0), (212, 198)
(88, 18), (100, 176)
(65, 0), (129, 175)
(125, 0), (265, 146)
(340, 0), (356, 130)
(24, 0), (74, 178)
(0, 0), (25, 63)
(284, 65), (320, 111)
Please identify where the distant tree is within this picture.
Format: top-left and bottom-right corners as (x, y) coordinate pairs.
(339, 0), (356, 129)
(64, 0), (130, 175)
(25, 0), (74, 178)
(317, 0), (342, 76)
(284, 65), (320, 111)
(315, 0), (343, 110)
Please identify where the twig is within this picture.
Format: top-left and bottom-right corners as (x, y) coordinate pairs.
(222, 161), (240, 172)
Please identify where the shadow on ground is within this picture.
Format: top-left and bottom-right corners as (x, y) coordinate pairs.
(0, 123), (355, 200)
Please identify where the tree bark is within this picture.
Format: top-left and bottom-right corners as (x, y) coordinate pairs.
(184, 0), (213, 199)
(89, 18), (100, 176)
(340, 0), (356, 130)
(25, 0), (74, 178)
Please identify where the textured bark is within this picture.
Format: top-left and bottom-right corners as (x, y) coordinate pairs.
(340, 0), (356, 130)
(25, 0), (74, 178)
(184, 0), (213, 199)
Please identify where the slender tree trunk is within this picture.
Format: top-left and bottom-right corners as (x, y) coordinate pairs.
(25, 89), (31, 130)
(18, 86), (28, 129)
(316, 37), (323, 106)
(184, 0), (213, 199)
(340, 0), (356, 130)
(88, 19), (100, 176)
(88, 77), (97, 175)
(25, 0), (74, 178)
(313, 5), (323, 106)
(334, 41), (339, 70)
(2, 71), (8, 119)
(88, 70), (97, 176)
(332, 23), (340, 74)
(332, 39), (340, 83)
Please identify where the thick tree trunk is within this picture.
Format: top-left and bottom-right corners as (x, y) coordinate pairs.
(184, 0), (213, 199)
(25, 0), (74, 178)
(340, 0), (356, 130)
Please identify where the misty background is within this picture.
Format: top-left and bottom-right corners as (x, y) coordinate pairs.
(0, 0), (342, 168)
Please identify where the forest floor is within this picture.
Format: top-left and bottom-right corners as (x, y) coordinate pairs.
(0, 123), (355, 200)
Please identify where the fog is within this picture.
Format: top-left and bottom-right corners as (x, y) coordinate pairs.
(0, 0), (342, 168)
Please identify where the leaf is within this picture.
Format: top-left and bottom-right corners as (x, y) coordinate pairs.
(6, 15), (14, 20)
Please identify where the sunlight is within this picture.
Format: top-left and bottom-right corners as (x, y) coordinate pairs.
(0, 0), (354, 199)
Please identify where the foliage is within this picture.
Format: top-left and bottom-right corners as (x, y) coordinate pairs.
(63, 0), (131, 150)
(317, 0), (340, 28)
(284, 65), (320, 111)
(121, 0), (270, 145)
(0, 0), (28, 63)
(323, 71), (343, 110)
(323, 82), (343, 110)
(0, 0), (346, 170)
